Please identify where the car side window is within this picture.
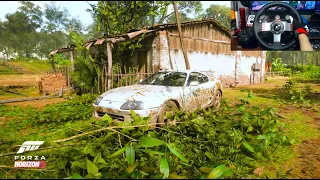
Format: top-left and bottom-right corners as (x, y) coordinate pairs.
(199, 74), (209, 84)
(187, 72), (209, 86)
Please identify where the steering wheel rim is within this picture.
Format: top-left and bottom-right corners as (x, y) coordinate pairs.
(253, 2), (302, 50)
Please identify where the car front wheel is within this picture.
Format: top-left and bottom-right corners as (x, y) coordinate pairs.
(157, 101), (178, 128)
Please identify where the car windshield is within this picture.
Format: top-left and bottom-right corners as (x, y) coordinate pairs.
(139, 72), (187, 87)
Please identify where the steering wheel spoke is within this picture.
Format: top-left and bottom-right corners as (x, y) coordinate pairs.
(273, 33), (281, 43)
(283, 21), (293, 31)
(261, 22), (272, 32)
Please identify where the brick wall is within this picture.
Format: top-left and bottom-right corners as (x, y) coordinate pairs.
(38, 73), (66, 95)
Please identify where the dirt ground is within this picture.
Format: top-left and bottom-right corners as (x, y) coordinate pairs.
(0, 74), (43, 87)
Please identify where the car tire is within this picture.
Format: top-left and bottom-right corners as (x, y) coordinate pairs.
(157, 101), (178, 128)
(213, 90), (222, 110)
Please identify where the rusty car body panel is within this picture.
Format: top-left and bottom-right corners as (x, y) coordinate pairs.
(93, 70), (222, 126)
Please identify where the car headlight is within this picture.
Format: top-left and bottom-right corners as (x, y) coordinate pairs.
(120, 101), (144, 110)
(94, 96), (103, 105)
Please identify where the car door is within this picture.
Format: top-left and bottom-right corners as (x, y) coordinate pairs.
(183, 72), (213, 111)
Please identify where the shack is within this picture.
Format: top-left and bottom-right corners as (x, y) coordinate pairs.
(50, 18), (266, 90)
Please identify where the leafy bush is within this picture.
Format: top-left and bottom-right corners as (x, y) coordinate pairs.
(17, 92), (292, 179)
(0, 94), (97, 129)
(282, 79), (312, 103)
(271, 58), (284, 72)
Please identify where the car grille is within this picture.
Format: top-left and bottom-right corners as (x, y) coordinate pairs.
(96, 111), (124, 121)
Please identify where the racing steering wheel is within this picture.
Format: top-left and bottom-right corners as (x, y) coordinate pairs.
(253, 2), (302, 50)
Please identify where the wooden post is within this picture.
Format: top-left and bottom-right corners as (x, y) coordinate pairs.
(67, 66), (70, 88)
(124, 65), (128, 86)
(50, 55), (56, 75)
(173, 1), (190, 70)
(70, 50), (75, 71)
(107, 42), (113, 91)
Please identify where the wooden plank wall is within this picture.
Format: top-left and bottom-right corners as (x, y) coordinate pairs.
(166, 22), (260, 57)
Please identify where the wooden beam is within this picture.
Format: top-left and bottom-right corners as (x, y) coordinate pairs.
(173, 1), (190, 70)
(107, 42), (113, 91)
(50, 55), (56, 75)
(70, 50), (75, 71)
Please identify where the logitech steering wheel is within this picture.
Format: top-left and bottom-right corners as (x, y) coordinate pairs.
(253, 2), (302, 50)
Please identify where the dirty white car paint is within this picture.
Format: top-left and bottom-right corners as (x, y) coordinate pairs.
(92, 70), (222, 127)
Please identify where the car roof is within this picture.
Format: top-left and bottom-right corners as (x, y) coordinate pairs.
(159, 69), (216, 74)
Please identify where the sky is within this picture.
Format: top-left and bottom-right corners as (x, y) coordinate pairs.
(0, 1), (231, 27)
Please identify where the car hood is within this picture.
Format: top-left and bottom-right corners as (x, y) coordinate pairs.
(100, 84), (183, 107)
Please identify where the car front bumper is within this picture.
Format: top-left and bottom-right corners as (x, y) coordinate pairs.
(92, 104), (161, 128)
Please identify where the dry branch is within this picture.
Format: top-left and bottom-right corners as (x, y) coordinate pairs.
(53, 122), (185, 143)
(275, 112), (287, 119)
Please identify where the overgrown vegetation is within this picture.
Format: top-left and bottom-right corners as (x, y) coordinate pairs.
(0, 92), (296, 179)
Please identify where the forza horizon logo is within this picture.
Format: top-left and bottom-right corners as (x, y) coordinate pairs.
(14, 141), (46, 168)
(16, 141), (44, 154)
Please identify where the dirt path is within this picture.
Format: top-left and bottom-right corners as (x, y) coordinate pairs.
(0, 74), (42, 86)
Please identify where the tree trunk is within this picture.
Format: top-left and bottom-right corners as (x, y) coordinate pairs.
(173, 1), (190, 70)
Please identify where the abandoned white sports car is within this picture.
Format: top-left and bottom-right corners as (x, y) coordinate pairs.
(92, 70), (222, 129)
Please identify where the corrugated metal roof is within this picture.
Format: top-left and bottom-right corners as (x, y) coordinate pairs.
(142, 18), (230, 35)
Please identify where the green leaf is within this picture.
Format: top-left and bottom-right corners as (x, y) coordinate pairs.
(257, 135), (267, 140)
(93, 153), (107, 165)
(160, 157), (170, 179)
(101, 113), (113, 124)
(207, 164), (231, 179)
(207, 167), (224, 179)
(166, 143), (188, 163)
(83, 145), (93, 155)
(289, 139), (295, 145)
(71, 173), (84, 179)
(71, 161), (86, 169)
(168, 173), (184, 179)
(110, 145), (127, 157)
(126, 146), (135, 165)
(139, 136), (165, 147)
(127, 162), (139, 173)
(247, 125), (253, 133)
(242, 141), (255, 153)
(86, 158), (99, 175)
(142, 150), (165, 156)
(199, 167), (213, 173)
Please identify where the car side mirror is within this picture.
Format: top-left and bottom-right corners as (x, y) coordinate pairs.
(189, 81), (199, 86)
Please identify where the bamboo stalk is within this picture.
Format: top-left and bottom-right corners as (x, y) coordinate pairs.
(101, 66), (105, 92)
(98, 75), (100, 94)
(136, 65), (139, 82)
(129, 67), (131, 85)
(119, 67), (123, 87)
(117, 65), (120, 88)
(111, 66), (114, 89)
(104, 66), (107, 91)
(124, 65), (127, 86)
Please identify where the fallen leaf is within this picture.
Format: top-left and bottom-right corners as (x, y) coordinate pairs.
(253, 167), (264, 176)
